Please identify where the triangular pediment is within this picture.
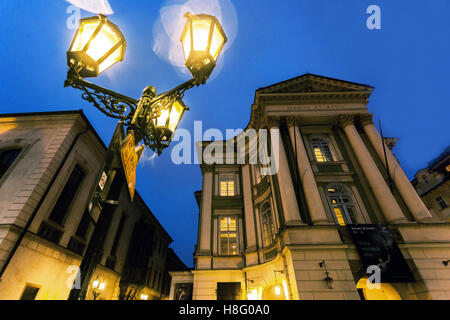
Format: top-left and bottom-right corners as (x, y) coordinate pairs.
(257, 73), (373, 94)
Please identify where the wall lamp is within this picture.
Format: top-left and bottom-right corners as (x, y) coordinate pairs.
(319, 260), (334, 289)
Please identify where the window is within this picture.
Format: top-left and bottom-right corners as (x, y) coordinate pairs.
(219, 217), (238, 255)
(219, 173), (236, 196)
(0, 148), (21, 180)
(436, 196), (448, 210)
(75, 209), (92, 239)
(422, 175), (430, 184)
(20, 285), (40, 300)
(310, 136), (335, 163)
(260, 201), (275, 246)
(49, 165), (85, 225)
(326, 184), (358, 226)
(255, 145), (270, 184)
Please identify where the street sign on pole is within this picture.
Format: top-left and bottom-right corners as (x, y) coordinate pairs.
(120, 131), (142, 201)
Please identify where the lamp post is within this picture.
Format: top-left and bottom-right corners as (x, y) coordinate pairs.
(66, 12), (227, 300)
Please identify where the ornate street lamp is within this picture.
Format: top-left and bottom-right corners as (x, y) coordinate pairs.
(67, 15), (126, 78)
(181, 12), (228, 84)
(65, 13), (227, 301)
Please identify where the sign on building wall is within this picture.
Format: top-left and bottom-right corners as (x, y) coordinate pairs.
(347, 224), (414, 283)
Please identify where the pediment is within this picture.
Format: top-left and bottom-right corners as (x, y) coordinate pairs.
(257, 73), (373, 94)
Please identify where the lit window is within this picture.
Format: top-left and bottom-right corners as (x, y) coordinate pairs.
(260, 201), (275, 246)
(220, 173), (236, 196)
(219, 217), (238, 255)
(446, 164), (450, 173)
(436, 196), (448, 210)
(0, 148), (21, 180)
(326, 184), (358, 226)
(310, 136), (334, 163)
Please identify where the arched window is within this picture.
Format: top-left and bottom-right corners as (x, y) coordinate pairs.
(326, 184), (358, 226)
(0, 148), (22, 180)
(310, 136), (335, 163)
(260, 201), (275, 246)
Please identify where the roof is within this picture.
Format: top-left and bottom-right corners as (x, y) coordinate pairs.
(0, 109), (107, 150)
(256, 73), (374, 94)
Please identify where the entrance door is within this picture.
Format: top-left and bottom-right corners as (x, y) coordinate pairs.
(217, 282), (241, 300)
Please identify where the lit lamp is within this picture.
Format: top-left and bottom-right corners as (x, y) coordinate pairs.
(140, 294), (149, 300)
(180, 12), (227, 84)
(153, 98), (189, 143)
(67, 15), (126, 78)
(274, 270), (284, 296)
(92, 280), (106, 300)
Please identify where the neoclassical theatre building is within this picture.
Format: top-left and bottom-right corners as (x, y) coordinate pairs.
(169, 74), (450, 300)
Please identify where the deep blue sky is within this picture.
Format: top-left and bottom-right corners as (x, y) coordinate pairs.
(1, 1), (449, 267)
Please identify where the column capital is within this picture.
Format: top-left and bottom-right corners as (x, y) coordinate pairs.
(286, 117), (299, 128)
(201, 164), (214, 172)
(338, 114), (355, 129)
(359, 113), (374, 127)
(266, 116), (281, 129)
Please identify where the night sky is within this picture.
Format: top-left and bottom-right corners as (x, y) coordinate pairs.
(1, 0), (449, 267)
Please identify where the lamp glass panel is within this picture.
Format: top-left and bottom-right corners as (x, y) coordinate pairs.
(98, 44), (123, 73)
(181, 24), (191, 60)
(209, 24), (224, 60)
(192, 20), (211, 52)
(86, 23), (120, 62)
(156, 109), (170, 128)
(168, 101), (184, 132)
(71, 21), (100, 52)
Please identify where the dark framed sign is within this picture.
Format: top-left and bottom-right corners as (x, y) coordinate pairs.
(347, 224), (414, 283)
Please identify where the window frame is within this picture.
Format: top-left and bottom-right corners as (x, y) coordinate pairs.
(219, 172), (237, 197)
(48, 164), (86, 226)
(259, 200), (275, 247)
(309, 135), (336, 163)
(326, 183), (360, 226)
(218, 216), (239, 256)
(0, 147), (23, 185)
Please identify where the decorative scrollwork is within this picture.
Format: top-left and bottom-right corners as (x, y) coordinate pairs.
(66, 68), (197, 155)
(65, 70), (138, 125)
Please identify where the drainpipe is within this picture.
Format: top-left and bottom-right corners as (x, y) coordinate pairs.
(0, 127), (89, 280)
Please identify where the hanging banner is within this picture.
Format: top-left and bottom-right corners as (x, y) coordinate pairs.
(347, 224), (414, 283)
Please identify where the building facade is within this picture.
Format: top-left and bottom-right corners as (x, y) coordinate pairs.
(170, 74), (450, 300)
(0, 111), (181, 300)
(412, 146), (450, 223)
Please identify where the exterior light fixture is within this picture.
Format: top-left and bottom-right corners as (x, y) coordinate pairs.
(274, 270), (284, 296)
(180, 12), (227, 84)
(67, 15), (126, 78)
(92, 279), (106, 300)
(153, 98), (189, 143)
(141, 294), (149, 300)
(319, 260), (334, 289)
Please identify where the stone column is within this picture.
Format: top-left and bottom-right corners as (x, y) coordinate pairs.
(198, 164), (213, 252)
(287, 119), (329, 224)
(339, 115), (407, 224)
(242, 165), (257, 249)
(267, 117), (303, 225)
(360, 114), (433, 222)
